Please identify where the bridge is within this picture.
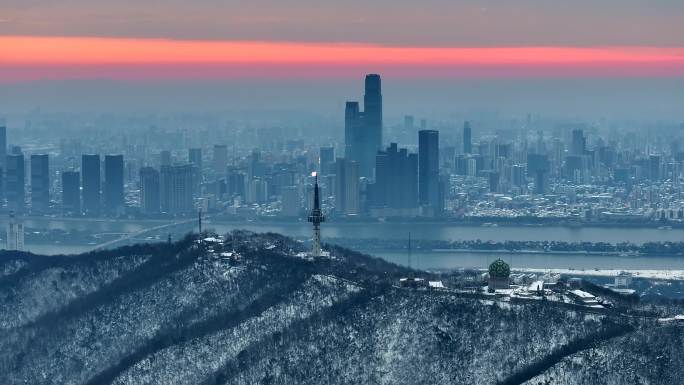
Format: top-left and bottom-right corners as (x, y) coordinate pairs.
(90, 218), (199, 251)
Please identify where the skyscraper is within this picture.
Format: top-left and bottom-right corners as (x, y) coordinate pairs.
(104, 155), (124, 214)
(61, 170), (80, 214)
(334, 158), (359, 215)
(213, 145), (228, 175)
(160, 164), (194, 215)
(463, 121), (472, 154)
(6, 153), (25, 212)
(0, 125), (6, 170)
(81, 154), (101, 216)
(319, 146), (334, 175)
(364, 74), (383, 154)
(30, 154), (50, 213)
(344, 161), (360, 215)
(140, 166), (160, 214)
(188, 148), (202, 197)
(527, 153), (550, 194)
(344, 101), (361, 161)
(373, 143), (418, 215)
(188, 148), (202, 169)
(344, 74), (383, 179)
(571, 129), (586, 155)
(419, 130), (440, 215)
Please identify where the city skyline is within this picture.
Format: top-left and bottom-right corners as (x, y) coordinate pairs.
(2, 3), (684, 383)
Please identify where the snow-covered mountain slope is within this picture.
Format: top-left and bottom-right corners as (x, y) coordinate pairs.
(0, 232), (681, 385)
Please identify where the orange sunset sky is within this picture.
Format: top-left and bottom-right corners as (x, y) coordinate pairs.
(1, 1), (683, 81)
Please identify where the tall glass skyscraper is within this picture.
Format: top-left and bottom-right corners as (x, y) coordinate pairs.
(30, 154), (50, 213)
(419, 130), (440, 215)
(364, 74), (383, 153)
(104, 155), (125, 214)
(463, 121), (472, 154)
(81, 154), (101, 216)
(6, 153), (25, 212)
(344, 74), (383, 179)
(0, 125), (6, 170)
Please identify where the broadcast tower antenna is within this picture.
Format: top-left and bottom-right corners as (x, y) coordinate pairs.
(308, 173), (325, 256)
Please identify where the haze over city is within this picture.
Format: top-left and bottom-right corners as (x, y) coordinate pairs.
(1, 0), (684, 118)
(1, 2), (684, 384)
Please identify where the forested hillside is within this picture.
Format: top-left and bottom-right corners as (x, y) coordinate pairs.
(0, 232), (681, 385)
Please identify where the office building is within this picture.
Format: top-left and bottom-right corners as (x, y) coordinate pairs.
(527, 154), (550, 194)
(571, 129), (586, 156)
(140, 166), (160, 214)
(344, 101), (362, 162)
(104, 155), (124, 214)
(463, 121), (472, 154)
(61, 170), (80, 214)
(319, 146), (335, 175)
(372, 143), (418, 216)
(213, 145), (228, 175)
(419, 130), (440, 215)
(188, 148), (202, 169)
(30, 154), (50, 213)
(344, 74), (383, 179)
(0, 125), (6, 169)
(364, 74), (383, 154)
(6, 154), (25, 212)
(81, 154), (101, 216)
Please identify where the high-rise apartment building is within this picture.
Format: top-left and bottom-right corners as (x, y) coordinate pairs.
(373, 143), (418, 214)
(30, 154), (49, 213)
(334, 158), (360, 215)
(6, 153), (25, 212)
(104, 155), (124, 214)
(61, 170), (80, 214)
(140, 166), (160, 214)
(81, 154), (101, 216)
(160, 164), (194, 215)
(6, 212), (24, 251)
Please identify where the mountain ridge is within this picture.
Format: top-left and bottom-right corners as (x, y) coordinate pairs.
(0, 231), (682, 384)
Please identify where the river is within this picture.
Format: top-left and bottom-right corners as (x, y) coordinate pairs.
(6, 217), (684, 271)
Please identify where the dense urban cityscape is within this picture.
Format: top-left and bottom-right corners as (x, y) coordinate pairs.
(1, 74), (683, 240)
(2, 1), (684, 383)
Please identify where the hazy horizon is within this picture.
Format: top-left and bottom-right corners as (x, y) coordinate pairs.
(1, 77), (683, 124)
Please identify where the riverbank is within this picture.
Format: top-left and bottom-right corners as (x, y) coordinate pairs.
(5, 214), (684, 230)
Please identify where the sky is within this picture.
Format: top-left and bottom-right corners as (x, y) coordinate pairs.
(2, 0), (684, 81)
(1, 1), (683, 117)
